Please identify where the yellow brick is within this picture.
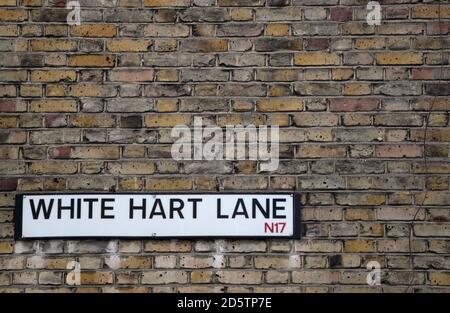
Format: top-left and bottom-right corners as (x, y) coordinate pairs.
(30, 161), (78, 175)
(30, 100), (77, 113)
(109, 161), (155, 175)
(0, 116), (17, 128)
(267, 24), (290, 36)
(375, 52), (422, 65)
(144, 0), (190, 6)
(26, 257), (73, 269)
(145, 178), (192, 191)
(123, 146), (146, 158)
(368, 224), (384, 237)
(257, 98), (304, 112)
(294, 52), (340, 66)
(70, 84), (117, 97)
(0, 0), (17, 6)
(426, 176), (449, 190)
(71, 24), (117, 37)
(44, 178), (66, 190)
(115, 256), (152, 269)
(107, 39), (152, 52)
(68, 55), (115, 67)
(429, 272), (450, 286)
(267, 114), (290, 126)
(14, 39), (27, 52)
(332, 68), (354, 81)
(45, 55), (66, 66)
(21, 0), (44, 4)
(0, 25), (17, 36)
(344, 83), (371, 96)
(268, 85), (289, 97)
(80, 272), (113, 285)
(195, 177), (217, 190)
(307, 128), (332, 142)
(355, 38), (385, 50)
(156, 69), (179, 82)
(154, 38), (178, 52)
(0, 241), (13, 253)
(46, 84), (69, 97)
(155, 99), (178, 112)
(119, 178), (144, 191)
(217, 115), (264, 126)
(20, 85), (42, 97)
(22, 24), (41, 36)
(70, 115), (115, 128)
(344, 240), (375, 252)
(31, 70), (77, 83)
(412, 5), (450, 19)
(231, 8), (253, 21)
(145, 114), (190, 127)
(31, 39), (77, 52)
(191, 271), (213, 283)
(45, 25), (67, 37)
(0, 9), (27, 21)
(72, 146), (120, 159)
(144, 240), (191, 252)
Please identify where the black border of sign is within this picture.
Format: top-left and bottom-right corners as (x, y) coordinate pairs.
(15, 192), (301, 240)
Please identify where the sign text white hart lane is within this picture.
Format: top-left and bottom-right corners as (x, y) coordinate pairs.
(16, 193), (300, 239)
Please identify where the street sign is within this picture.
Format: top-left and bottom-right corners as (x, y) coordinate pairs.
(15, 193), (300, 239)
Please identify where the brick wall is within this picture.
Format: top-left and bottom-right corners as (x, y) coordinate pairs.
(1, 0), (450, 293)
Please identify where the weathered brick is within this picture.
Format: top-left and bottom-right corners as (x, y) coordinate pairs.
(110, 69), (154, 82)
(31, 70), (76, 83)
(294, 52), (340, 66)
(31, 39), (76, 51)
(107, 39), (152, 52)
(80, 272), (113, 285)
(0, 70), (27, 82)
(145, 178), (192, 191)
(0, 9), (27, 22)
(292, 271), (339, 284)
(257, 98), (304, 112)
(216, 271), (262, 284)
(414, 224), (450, 237)
(180, 39), (228, 52)
(376, 52), (423, 65)
(68, 55), (115, 67)
(144, 114), (191, 128)
(71, 146), (120, 159)
(30, 100), (77, 113)
(429, 273), (450, 286)
(71, 83), (118, 98)
(255, 38), (302, 51)
(143, 24), (190, 37)
(141, 271), (188, 284)
(30, 161), (78, 175)
(344, 240), (375, 253)
(144, 0), (190, 7)
(71, 25), (117, 37)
